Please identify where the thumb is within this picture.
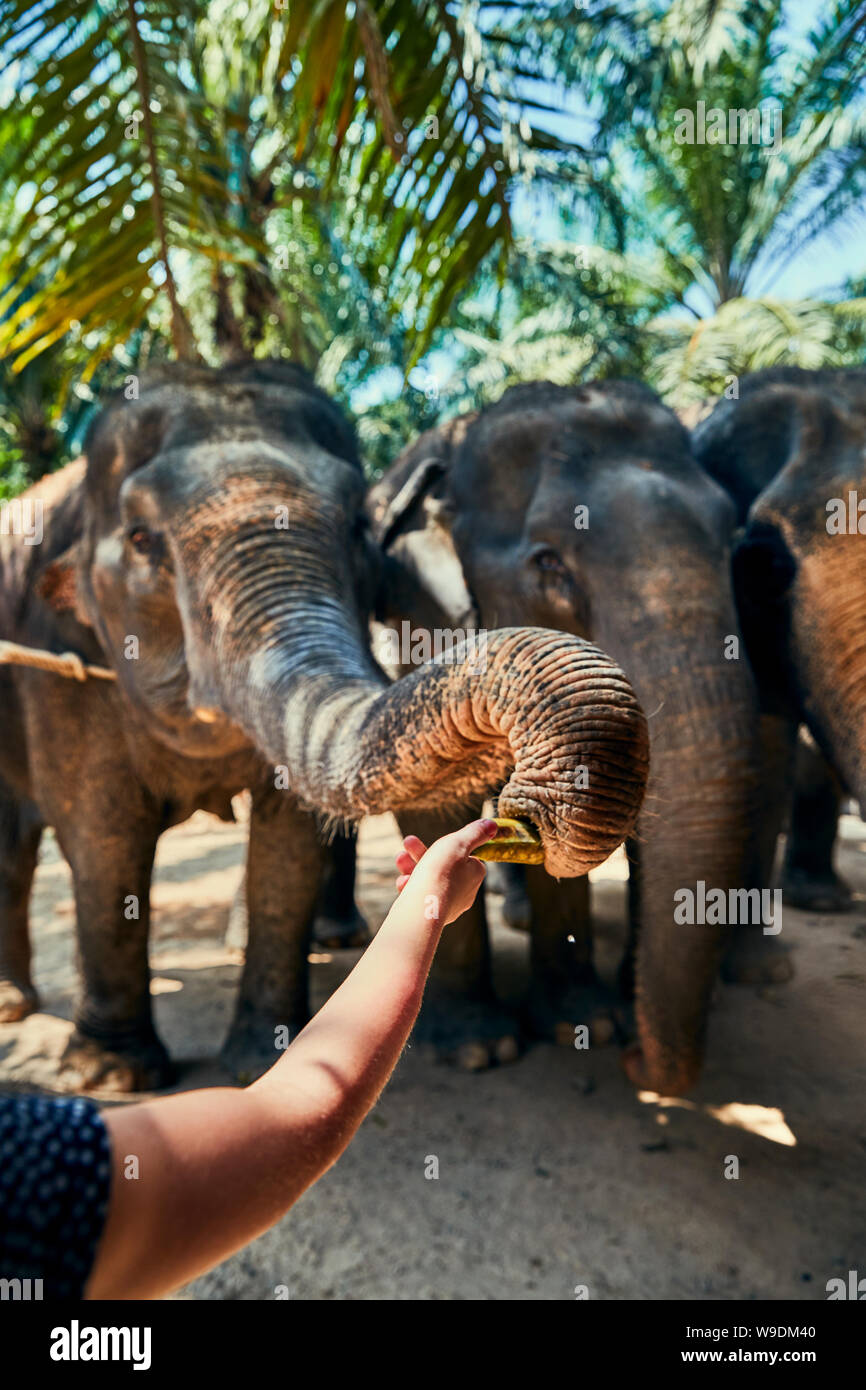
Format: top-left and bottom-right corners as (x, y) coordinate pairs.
(453, 817), (499, 856)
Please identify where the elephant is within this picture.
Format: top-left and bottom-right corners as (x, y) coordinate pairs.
(369, 378), (787, 1096)
(224, 824), (371, 956)
(0, 360), (649, 1092)
(693, 365), (866, 905)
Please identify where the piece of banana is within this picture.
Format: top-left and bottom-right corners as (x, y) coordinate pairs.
(471, 817), (544, 864)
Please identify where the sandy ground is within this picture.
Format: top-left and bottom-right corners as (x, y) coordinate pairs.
(1, 809), (865, 1301)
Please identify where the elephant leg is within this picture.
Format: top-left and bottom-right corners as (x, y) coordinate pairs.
(224, 877), (248, 953)
(723, 713), (796, 985)
(486, 861), (532, 931)
(524, 871), (616, 1046)
(0, 787), (43, 1022)
(616, 837), (641, 1001)
(399, 806), (520, 1071)
(780, 733), (851, 913)
(60, 809), (168, 1093)
(220, 788), (321, 1082)
(313, 825), (371, 949)
(224, 823), (370, 954)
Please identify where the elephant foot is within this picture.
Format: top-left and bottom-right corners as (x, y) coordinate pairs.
(0, 977), (39, 1023)
(220, 1013), (306, 1084)
(526, 970), (621, 1048)
(60, 1026), (174, 1093)
(721, 932), (794, 986)
(313, 905), (371, 950)
(780, 867), (852, 914)
(621, 1043), (697, 1097)
(412, 986), (521, 1071)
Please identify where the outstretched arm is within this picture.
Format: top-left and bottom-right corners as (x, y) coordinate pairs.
(86, 818), (495, 1300)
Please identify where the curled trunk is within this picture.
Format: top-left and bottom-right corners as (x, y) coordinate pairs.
(240, 625), (648, 878)
(173, 487), (649, 878)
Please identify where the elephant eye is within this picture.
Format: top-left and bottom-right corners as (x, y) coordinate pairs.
(531, 545), (568, 577)
(126, 524), (160, 557)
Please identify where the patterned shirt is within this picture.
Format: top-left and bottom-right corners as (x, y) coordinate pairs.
(0, 1093), (112, 1299)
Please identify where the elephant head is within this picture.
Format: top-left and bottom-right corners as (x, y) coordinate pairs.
(43, 362), (648, 879)
(694, 366), (866, 808)
(370, 379), (765, 1095)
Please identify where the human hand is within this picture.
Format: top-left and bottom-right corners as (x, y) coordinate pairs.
(394, 818), (498, 925)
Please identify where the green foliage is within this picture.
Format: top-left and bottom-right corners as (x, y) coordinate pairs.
(0, 324), (169, 495)
(492, 0), (866, 405)
(354, 386), (442, 478)
(0, 0), (587, 374)
(435, 237), (667, 413)
(0, 0), (864, 488)
(0, 449), (27, 499)
(540, 0), (866, 306)
(651, 293), (866, 405)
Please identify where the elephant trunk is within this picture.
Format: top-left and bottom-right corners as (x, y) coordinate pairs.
(597, 607), (762, 1096)
(173, 487), (649, 877)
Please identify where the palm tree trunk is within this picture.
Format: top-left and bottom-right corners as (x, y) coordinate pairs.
(126, 0), (199, 362)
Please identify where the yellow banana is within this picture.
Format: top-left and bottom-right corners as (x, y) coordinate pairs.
(471, 817), (544, 865)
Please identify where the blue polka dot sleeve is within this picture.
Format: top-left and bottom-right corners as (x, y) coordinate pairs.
(0, 1094), (112, 1299)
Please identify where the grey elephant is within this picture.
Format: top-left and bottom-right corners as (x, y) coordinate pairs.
(370, 379), (790, 1096)
(0, 360), (649, 1092)
(694, 365), (866, 903)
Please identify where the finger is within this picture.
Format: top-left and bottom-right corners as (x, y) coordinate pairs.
(395, 874), (410, 892)
(395, 850), (416, 875)
(401, 835), (427, 863)
(453, 818), (500, 855)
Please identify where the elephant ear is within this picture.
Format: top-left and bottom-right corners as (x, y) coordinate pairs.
(35, 543), (95, 629)
(692, 381), (801, 525)
(19, 458), (94, 627)
(36, 545), (79, 613)
(368, 416), (479, 629)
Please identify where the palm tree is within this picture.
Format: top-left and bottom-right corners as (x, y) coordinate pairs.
(651, 290), (866, 406)
(544, 0), (866, 303)
(0, 0), (588, 375)
(514, 0), (866, 400)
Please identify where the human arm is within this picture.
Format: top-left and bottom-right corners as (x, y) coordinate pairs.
(86, 817), (495, 1299)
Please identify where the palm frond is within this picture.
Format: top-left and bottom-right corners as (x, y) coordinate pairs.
(0, 0), (590, 370)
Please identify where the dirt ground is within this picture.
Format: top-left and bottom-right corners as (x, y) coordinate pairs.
(2, 808), (865, 1301)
